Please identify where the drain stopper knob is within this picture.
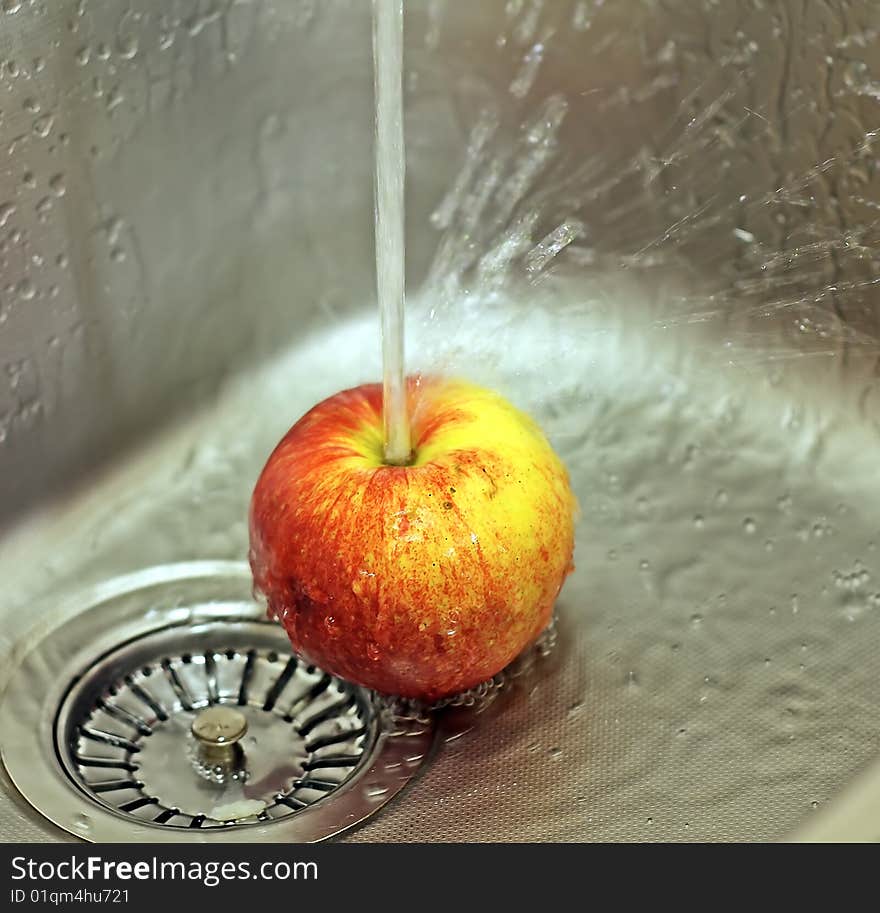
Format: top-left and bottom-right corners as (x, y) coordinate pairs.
(191, 706), (248, 768)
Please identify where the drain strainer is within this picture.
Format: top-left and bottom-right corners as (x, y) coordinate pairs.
(0, 562), (436, 842)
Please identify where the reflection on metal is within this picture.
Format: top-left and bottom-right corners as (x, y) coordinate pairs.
(2, 0), (880, 843)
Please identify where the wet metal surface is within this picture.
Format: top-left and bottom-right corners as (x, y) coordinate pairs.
(2, 1), (880, 841)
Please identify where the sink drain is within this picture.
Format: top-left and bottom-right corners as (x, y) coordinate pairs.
(0, 562), (436, 842)
(59, 622), (376, 828)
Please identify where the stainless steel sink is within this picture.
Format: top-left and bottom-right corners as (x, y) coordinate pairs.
(2, 0), (880, 842)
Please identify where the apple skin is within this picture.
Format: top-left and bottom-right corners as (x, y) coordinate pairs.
(249, 376), (576, 701)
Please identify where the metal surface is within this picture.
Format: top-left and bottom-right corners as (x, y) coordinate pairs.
(2, 0), (880, 842)
(1, 563), (436, 842)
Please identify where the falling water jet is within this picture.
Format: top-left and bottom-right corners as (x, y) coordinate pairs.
(372, 0), (411, 465)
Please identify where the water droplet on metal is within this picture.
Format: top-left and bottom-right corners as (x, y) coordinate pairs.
(33, 114), (54, 138)
(35, 196), (52, 222)
(16, 277), (35, 300)
(117, 34), (139, 60)
(0, 202), (15, 228)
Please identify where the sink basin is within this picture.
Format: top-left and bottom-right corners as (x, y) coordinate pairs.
(2, 0), (880, 842)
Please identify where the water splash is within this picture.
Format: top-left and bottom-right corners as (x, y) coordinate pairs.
(413, 0), (880, 377)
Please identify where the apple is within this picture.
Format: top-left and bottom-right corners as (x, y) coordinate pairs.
(249, 376), (576, 701)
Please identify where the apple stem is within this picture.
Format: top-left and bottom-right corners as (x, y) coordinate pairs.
(373, 0), (412, 467)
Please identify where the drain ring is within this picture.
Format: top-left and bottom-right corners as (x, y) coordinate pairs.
(0, 562), (436, 842)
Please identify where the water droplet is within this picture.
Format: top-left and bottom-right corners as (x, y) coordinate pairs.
(22, 97), (40, 114)
(16, 277), (35, 300)
(110, 246), (126, 263)
(715, 489), (728, 507)
(75, 46), (90, 66)
(96, 42), (111, 61)
(117, 34), (139, 60)
(22, 171), (36, 189)
(366, 642), (381, 662)
(743, 517), (756, 534)
(639, 559), (650, 571)
(607, 549), (617, 561)
(33, 114), (54, 138)
(693, 514), (705, 529)
(106, 86), (124, 112)
(71, 812), (91, 831)
(548, 746), (563, 760)
(55, 251), (69, 269)
(35, 196), (52, 221)
(810, 800), (819, 809)
(106, 216), (124, 245)
(364, 782), (389, 799)
(3, 0), (23, 14)
(49, 173), (66, 197)
(0, 202), (15, 228)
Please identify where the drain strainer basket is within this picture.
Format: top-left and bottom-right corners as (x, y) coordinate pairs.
(0, 562), (436, 842)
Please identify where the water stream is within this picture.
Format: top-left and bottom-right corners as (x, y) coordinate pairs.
(372, 0), (411, 464)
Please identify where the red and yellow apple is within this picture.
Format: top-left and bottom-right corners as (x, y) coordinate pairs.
(249, 376), (576, 701)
